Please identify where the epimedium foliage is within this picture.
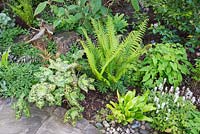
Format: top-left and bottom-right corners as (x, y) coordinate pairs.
(28, 58), (95, 126)
(139, 43), (192, 88)
(145, 0), (200, 50)
(106, 90), (156, 125)
(80, 16), (149, 92)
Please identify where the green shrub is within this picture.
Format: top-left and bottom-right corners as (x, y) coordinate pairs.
(139, 43), (191, 88)
(80, 16), (148, 92)
(106, 90), (156, 125)
(34, 0), (109, 32)
(145, 0), (200, 49)
(148, 83), (200, 134)
(193, 58), (200, 81)
(0, 62), (39, 118)
(28, 58), (95, 125)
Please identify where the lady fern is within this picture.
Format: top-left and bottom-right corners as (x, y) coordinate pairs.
(80, 16), (148, 89)
(8, 0), (34, 26)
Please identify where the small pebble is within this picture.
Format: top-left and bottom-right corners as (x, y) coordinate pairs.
(113, 131), (119, 134)
(141, 125), (145, 130)
(100, 130), (106, 134)
(153, 131), (158, 134)
(140, 129), (149, 134)
(144, 123), (151, 130)
(95, 122), (103, 129)
(103, 120), (110, 128)
(125, 128), (130, 134)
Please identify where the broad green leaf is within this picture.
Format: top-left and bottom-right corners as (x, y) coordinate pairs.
(52, 0), (64, 2)
(34, 1), (48, 16)
(131, 0), (140, 11)
(90, 0), (102, 14)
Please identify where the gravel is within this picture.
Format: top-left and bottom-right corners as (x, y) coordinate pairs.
(96, 120), (158, 134)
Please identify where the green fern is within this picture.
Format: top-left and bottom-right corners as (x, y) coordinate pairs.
(8, 0), (34, 26)
(80, 16), (149, 89)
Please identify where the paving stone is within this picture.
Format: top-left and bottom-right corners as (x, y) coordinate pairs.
(0, 99), (99, 134)
(0, 104), (49, 134)
(76, 118), (89, 130)
(36, 116), (75, 134)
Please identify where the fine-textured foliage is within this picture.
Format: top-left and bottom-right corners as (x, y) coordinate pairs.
(139, 43), (191, 88)
(106, 90), (156, 125)
(80, 16), (148, 91)
(28, 58), (95, 125)
(8, 0), (34, 26)
(0, 63), (39, 118)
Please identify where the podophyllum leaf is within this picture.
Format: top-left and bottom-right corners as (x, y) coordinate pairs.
(34, 1), (48, 16)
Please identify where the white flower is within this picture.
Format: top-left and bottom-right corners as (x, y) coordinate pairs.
(154, 23), (158, 28)
(182, 96), (186, 101)
(166, 117), (169, 121)
(174, 95), (179, 103)
(165, 87), (168, 92)
(161, 102), (166, 109)
(168, 109), (171, 113)
(169, 86), (174, 93)
(156, 110), (159, 113)
(154, 87), (158, 92)
(163, 78), (167, 85)
(157, 104), (160, 109)
(158, 83), (163, 91)
(191, 97), (196, 103)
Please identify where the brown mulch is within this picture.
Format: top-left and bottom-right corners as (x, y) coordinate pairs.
(81, 90), (117, 120)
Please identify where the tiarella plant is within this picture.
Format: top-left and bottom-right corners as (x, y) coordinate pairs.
(148, 80), (200, 134)
(28, 58), (95, 125)
(80, 16), (148, 92)
(139, 43), (192, 88)
(106, 90), (156, 125)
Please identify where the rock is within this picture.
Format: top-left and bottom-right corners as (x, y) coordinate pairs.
(142, 121), (145, 125)
(116, 127), (120, 132)
(131, 121), (140, 129)
(110, 121), (116, 127)
(141, 125), (145, 130)
(125, 128), (130, 134)
(144, 123), (151, 130)
(140, 129), (149, 134)
(153, 131), (158, 134)
(130, 129), (135, 133)
(106, 127), (110, 131)
(103, 120), (110, 128)
(100, 130), (106, 134)
(95, 122), (103, 129)
(114, 131), (119, 134)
